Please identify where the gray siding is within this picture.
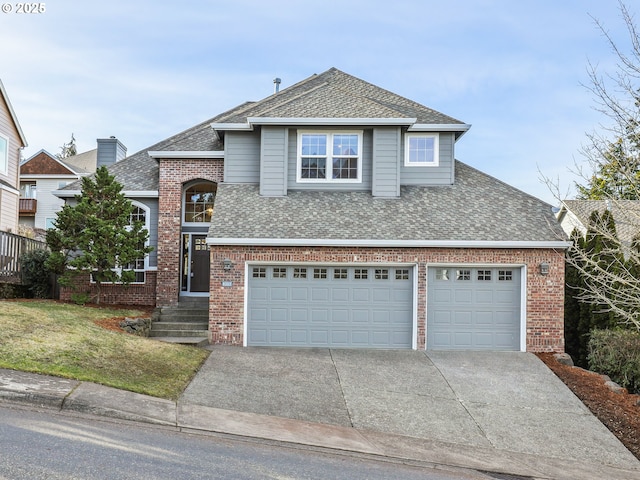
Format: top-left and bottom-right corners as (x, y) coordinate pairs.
(260, 126), (288, 196)
(139, 198), (159, 268)
(372, 127), (401, 197)
(224, 130), (260, 183)
(287, 128), (372, 191)
(400, 132), (455, 186)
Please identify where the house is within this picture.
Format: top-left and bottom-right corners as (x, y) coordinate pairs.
(0, 78), (28, 233)
(19, 138), (125, 232)
(58, 68), (569, 352)
(557, 199), (640, 252)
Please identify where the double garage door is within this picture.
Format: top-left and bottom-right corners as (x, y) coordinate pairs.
(247, 265), (413, 348)
(246, 264), (522, 350)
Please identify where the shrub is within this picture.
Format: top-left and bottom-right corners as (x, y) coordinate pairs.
(0, 282), (24, 299)
(19, 249), (52, 298)
(588, 329), (640, 394)
(70, 292), (91, 305)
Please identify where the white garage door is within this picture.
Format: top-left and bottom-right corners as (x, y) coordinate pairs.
(247, 265), (413, 348)
(427, 266), (522, 350)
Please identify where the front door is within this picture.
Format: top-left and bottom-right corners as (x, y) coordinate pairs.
(190, 235), (210, 292)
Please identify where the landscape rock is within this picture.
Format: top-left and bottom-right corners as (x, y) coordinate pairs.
(119, 317), (151, 337)
(553, 353), (574, 367)
(604, 380), (626, 395)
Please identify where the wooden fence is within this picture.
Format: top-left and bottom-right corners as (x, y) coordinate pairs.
(0, 231), (47, 283)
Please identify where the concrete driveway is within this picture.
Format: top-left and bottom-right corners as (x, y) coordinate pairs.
(180, 347), (639, 470)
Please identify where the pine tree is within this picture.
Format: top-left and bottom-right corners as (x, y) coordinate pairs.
(46, 166), (152, 304)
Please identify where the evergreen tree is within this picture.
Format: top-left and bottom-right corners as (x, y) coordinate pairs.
(56, 133), (77, 159)
(46, 166), (152, 304)
(582, 209), (623, 330)
(564, 230), (585, 364)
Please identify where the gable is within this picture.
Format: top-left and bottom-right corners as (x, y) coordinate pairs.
(212, 68), (467, 129)
(20, 151), (76, 175)
(0, 79), (27, 148)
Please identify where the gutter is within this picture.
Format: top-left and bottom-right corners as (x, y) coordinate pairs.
(206, 238), (571, 249)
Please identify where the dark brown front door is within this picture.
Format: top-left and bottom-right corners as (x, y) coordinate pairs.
(190, 235), (210, 292)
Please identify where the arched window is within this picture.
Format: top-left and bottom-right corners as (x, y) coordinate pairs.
(183, 182), (217, 223)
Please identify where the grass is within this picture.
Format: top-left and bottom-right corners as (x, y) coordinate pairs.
(0, 300), (209, 400)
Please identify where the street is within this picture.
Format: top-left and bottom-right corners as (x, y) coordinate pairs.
(0, 405), (491, 480)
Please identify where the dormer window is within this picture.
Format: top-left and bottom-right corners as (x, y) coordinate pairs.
(405, 133), (439, 167)
(297, 131), (362, 183)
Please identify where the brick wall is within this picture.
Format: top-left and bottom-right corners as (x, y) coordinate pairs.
(156, 158), (224, 306)
(208, 246), (565, 352)
(60, 271), (157, 306)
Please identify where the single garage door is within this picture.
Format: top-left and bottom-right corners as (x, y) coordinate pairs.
(247, 265), (413, 348)
(427, 266), (522, 350)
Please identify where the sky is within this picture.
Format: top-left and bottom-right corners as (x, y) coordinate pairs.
(0, 0), (634, 205)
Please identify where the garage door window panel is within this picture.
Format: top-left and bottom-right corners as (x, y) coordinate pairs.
(456, 270), (471, 281)
(375, 269), (389, 280)
(334, 268), (348, 279)
(314, 268), (327, 279)
(273, 267), (287, 279)
(436, 268), (449, 281)
(477, 270), (492, 281)
(354, 268), (369, 279)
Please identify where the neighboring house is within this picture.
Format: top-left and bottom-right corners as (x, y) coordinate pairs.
(19, 138), (125, 232)
(58, 68), (569, 352)
(0, 78), (28, 233)
(557, 199), (640, 252)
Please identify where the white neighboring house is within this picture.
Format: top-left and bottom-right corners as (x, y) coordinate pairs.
(19, 149), (94, 232)
(19, 137), (126, 233)
(556, 199), (640, 254)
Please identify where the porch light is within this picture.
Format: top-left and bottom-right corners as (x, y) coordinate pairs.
(223, 258), (234, 270)
(539, 263), (549, 276)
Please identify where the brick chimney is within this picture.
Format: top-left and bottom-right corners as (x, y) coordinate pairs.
(96, 137), (127, 168)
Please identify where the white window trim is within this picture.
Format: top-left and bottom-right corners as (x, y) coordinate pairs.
(90, 200), (151, 284)
(404, 132), (439, 167)
(0, 133), (8, 175)
(182, 181), (216, 226)
(297, 130), (363, 183)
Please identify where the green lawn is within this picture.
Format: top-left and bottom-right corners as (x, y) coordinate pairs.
(0, 300), (209, 400)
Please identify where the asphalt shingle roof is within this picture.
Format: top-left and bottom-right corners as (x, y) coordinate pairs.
(61, 116), (223, 192)
(561, 199), (640, 246)
(208, 161), (566, 243)
(214, 68), (465, 125)
(62, 68), (465, 193)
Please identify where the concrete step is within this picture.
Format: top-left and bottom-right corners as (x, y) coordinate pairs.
(150, 321), (208, 331)
(157, 312), (209, 323)
(151, 336), (209, 347)
(149, 328), (209, 338)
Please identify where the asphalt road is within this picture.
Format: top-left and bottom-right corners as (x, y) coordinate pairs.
(0, 405), (493, 480)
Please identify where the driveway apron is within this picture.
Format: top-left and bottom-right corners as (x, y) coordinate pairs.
(180, 347), (639, 469)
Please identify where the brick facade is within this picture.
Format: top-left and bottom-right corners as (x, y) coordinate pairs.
(60, 271), (157, 306)
(156, 158), (224, 306)
(209, 246), (565, 352)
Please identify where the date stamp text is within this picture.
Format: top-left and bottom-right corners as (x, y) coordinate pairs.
(2, 3), (46, 14)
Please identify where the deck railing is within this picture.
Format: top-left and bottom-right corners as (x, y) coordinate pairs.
(0, 230), (47, 283)
(18, 198), (37, 215)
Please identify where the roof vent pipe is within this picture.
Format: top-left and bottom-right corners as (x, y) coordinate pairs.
(273, 77), (281, 94)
